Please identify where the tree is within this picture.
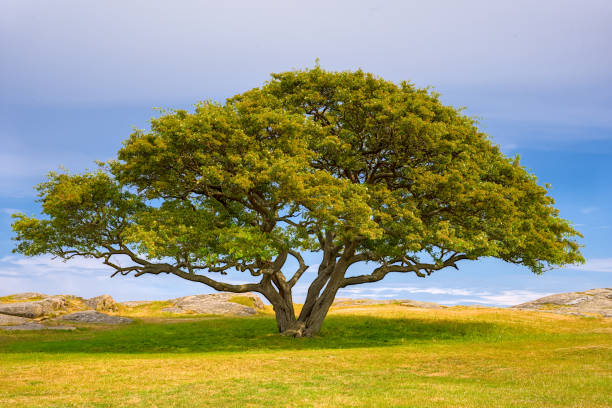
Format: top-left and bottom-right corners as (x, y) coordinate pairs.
(12, 67), (583, 337)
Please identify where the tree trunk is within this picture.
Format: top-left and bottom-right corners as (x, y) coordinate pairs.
(272, 298), (297, 333)
(279, 261), (348, 337)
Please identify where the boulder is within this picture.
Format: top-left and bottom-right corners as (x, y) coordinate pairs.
(0, 295), (68, 318)
(512, 288), (612, 317)
(6, 292), (49, 301)
(84, 294), (117, 311)
(60, 310), (133, 324)
(0, 313), (34, 326)
(162, 292), (264, 316)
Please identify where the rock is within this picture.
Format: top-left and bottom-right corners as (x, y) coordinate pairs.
(60, 311), (133, 324)
(399, 300), (443, 309)
(0, 314), (34, 326)
(84, 294), (117, 311)
(0, 323), (46, 330)
(512, 288), (612, 317)
(6, 292), (50, 301)
(0, 295), (68, 318)
(0, 323), (76, 331)
(163, 292), (264, 316)
(160, 307), (185, 314)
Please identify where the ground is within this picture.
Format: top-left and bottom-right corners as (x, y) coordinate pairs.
(0, 304), (610, 407)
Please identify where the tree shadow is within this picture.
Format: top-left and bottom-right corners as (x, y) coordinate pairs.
(0, 315), (513, 354)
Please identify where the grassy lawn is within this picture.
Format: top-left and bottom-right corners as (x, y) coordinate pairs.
(0, 305), (610, 407)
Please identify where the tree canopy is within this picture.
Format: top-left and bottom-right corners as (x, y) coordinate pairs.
(12, 67), (583, 336)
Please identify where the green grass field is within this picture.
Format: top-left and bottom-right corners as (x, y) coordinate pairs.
(1, 305), (610, 407)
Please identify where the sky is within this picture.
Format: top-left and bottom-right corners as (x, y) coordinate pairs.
(1, 0), (611, 306)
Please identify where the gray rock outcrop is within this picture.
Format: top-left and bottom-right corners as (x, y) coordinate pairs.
(6, 292), (49, 301)
(0, 295), (69, 318)
(84, 294), (117, 311)
(0, 313), (33, 326)
(161, 292), (264, 316)
(512, 288), (612, 317)
(60, 310), (133, 324)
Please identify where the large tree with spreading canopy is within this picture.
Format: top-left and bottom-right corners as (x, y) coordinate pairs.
(12, 67), (583, 336)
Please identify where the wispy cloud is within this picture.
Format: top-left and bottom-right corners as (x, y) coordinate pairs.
(341, 286), (478, 296)
(450, 290), (552, 306)
(0, 255), (218, 301)
(0, 254), (129, 278)
(580, 206), (599, 214)
(335, 285), (553, 307)
(571, 258), (612, 273)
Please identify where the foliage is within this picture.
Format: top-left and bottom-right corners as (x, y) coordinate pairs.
(12, 66), (583, 336)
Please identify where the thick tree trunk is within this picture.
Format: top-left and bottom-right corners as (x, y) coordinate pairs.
(279, 261), (348, 337)
(272, 298), (297, 333)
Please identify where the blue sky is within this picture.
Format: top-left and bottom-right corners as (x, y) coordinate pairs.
(1, 0), (611, 305)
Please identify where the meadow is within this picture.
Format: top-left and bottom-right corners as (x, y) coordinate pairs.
(1, 305), (610, 407)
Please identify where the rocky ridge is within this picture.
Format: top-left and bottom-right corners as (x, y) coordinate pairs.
(512, 288), (612, 317)
(161, 292), (265, 315)
(0, 291), (267, 330)
(0, 292), (123, 331)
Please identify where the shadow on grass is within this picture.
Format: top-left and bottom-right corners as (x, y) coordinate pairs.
(0, 315), (517, 354)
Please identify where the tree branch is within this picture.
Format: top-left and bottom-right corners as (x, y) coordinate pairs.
(287, 249), (309, 287)
(340, 253), (470, 287)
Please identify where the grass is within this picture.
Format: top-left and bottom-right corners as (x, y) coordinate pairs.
(228, 295), (257, 308)
(0, 305), (610, 407)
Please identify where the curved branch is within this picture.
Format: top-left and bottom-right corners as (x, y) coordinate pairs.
(287, 249), (309, 287)
(340, 253), (470, 287)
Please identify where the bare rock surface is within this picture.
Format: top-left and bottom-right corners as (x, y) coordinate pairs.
(0, 323), (76, 331)
(84, 294), (117, 311)
(512, 288), (612, 317)
(0, 313), (34, 326)
(0, 322), (47, 331)
(0, 295), (69, 318)
(162, 292), (264, 316)
(60, 310), (133, 324)
(5, 292), (50, 301)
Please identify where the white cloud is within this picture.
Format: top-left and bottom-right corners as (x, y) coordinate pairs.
(304, 263), (320, 274)
(452, 290), (552, 306)
(0, 208), (21, 215)
(0, 254), (136, 279)
(341, 286), (478, 296)
(336, 285), (554, 307)
(571, 258), (612, 273)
